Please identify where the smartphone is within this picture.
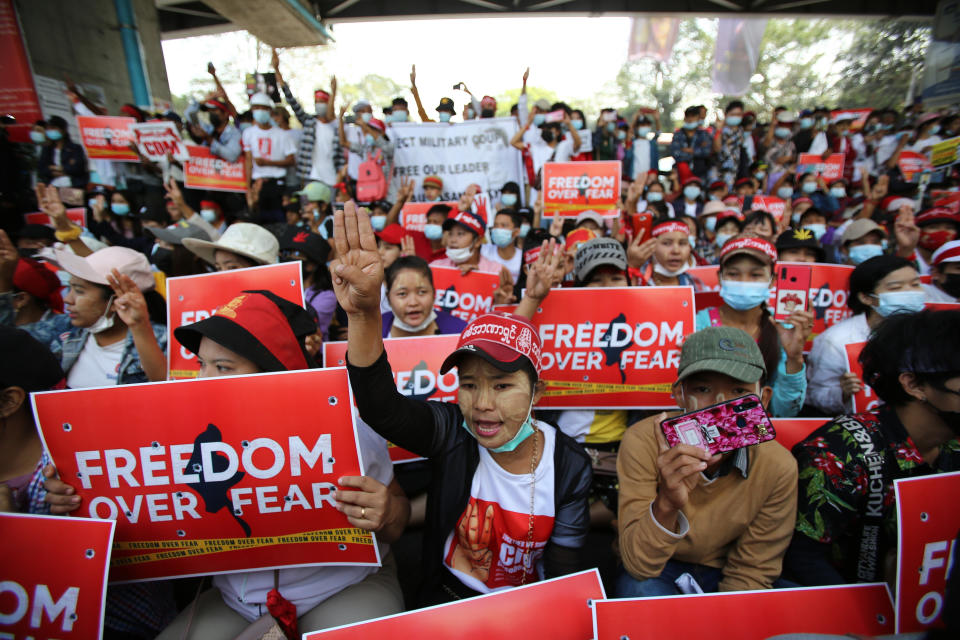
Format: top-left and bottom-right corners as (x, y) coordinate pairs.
(602, 111), (617, 123)
(452, 82), (463, 90)
(207, 62), (215, 74)
(545, 109), (566, 124)
(774, 264), (811, 323)
(661, 395), (775, 455)
(631, 212), (653, 240)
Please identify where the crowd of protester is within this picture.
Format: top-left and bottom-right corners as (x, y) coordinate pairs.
(1, 52), (959, 640)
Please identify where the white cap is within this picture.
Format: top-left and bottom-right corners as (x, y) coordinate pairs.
(250, 92), (273, 108)
(182, 222), (279, 266)
(886, 197), (914, 212)
(575, 210), (605, 229)
(53, 246), (155, 291)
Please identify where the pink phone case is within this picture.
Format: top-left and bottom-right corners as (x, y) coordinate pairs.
(661, 395), (776, 455)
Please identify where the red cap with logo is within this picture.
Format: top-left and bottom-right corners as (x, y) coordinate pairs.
(442, 210), (486, 236)
(719, 234), (778, 266)
(440, 313), (542, 377)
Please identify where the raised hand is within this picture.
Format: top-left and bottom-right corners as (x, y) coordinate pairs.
(410, 64), (416, 87)
(522, 67), (530, 87)
(525, 238), (561, 301)
(894, 208), (920, 256)
(330, 201), (384, 315)
(107, 269), (149, 328)
(164, 177), (184, 204)
(548, 214), (564, 237)
(493, 265), (515, 305)
(400, 234), (416, 257)
(626, 228), (655, 269)
(270, 48), (279, 72)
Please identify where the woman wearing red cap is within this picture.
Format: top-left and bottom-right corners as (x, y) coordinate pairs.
(695, 233), (814, 417)
(0, 234), (64, 346)
(332, 202), (591, 604)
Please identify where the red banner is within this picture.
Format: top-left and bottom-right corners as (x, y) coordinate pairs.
(304, 569), (604, 639)
(75, 115), (139, 162)
(797, 153), (846, 181)
(24, 207), (86, 228)
(931, 190), (960, 213)
(748, 194), (786, 221)
(166, 263), (304, 379)
(132, 121), (189, 163)
(0, 0), (42, 143)
(400, 201), (456, 232)
(184, 144), (247, 193)
(530, 287), (694, 409)
(899, 150), (933, 182)
(844, 341), (879, 413)
(542, 161), (621, 218)
(0, 513), (114, 639)
(894, 472), (960, 633)
(770, 417), (827, 452)
(323, 334), (460, 464)
(593, 583), (895, 639)
(33, 368), (379, 582)
(430, 266), (500, 323)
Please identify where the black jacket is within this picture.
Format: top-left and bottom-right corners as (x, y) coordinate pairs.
(37, 140), (88, 187)
(347, 350), (592, 604)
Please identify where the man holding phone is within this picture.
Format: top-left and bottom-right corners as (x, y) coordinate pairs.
(616, 326), (799, 596)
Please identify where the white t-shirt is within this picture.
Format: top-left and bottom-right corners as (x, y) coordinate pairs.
(528, 137), (575, 176)
(805, 313), (870, 415)
(345, 124), (365, 180)
(309, 120), (338, 186)
(481, 243), (522, 283)
(442, 422), (556, 593)
(66, 335), (125, 389)
(242, 125), (296, 180)
(215, 421), (394, 621)
(631, 139), (653, 181)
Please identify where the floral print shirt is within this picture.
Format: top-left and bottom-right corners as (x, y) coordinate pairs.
(792, 406), (960, 583)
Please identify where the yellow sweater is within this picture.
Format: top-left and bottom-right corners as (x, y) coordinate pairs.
(617, 414), (799, 592)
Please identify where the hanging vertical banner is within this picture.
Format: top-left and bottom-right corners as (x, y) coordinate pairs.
(33, 368), (380, 583)
(166, 262), (304, 379)
(712, 18), (768, 96)
(894, 471), (960, 633)
(0, 513), (115, 640)
(628, 17), (681, 62)
(922, 0), (960, 108)
(0, 0), (42, 143)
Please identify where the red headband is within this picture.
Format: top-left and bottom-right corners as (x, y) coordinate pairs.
(653, 221), (690, 237)
(719, 236), (778, 264)
(933, 243), (960, 266)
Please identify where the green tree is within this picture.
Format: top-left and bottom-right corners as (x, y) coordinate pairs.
(834, 19), (930, 108)
(337, 74), (407, 113)
(494, 86), (560, 117)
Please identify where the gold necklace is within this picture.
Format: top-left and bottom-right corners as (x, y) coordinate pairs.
(520, 427), (539, 586)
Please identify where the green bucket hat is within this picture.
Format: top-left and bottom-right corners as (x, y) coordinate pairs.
(677, 326), (766, 384)
(295, 181), (332, 203)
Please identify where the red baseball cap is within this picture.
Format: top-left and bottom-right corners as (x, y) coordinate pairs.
(314, 89), (330, 102)
(916, 207), (960, 226)
(719, 234), (778, 266)
(440, 313), (542, 377)
(480, 96), (497, 109)
(375, 223), (406, 246)
(442, 210), (486, 236)
(366, 118), (386, 133)
(14, 257), (63, 313)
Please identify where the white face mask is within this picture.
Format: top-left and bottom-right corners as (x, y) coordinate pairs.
(88, 295), (116, 334)
(391, 309), (437, 333)
(653, 261), (690, 278)
(445, 246), (473, 264)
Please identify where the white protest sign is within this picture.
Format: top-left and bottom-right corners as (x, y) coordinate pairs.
(133, 121), (189, 162)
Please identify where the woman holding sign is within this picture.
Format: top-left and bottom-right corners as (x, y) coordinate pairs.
(332, 202), (591, 604)
(695, 234), (813, 417)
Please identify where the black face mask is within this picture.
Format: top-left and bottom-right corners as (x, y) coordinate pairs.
(939, 273), (960, 298)
(481, 108), (495, 118)
(151, 248), (173, 274)
(541, 130), (555, 144)
(18, 247), (39, 259)
(209, 113), (223, 129)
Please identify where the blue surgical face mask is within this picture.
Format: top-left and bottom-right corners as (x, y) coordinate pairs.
(646, 191), (663, 203)
(830, 187), (846, 199)
(87, 197), (98, 209)
(775, 127), (792, 139)
(110, 202), (130, 216)
(705, 216), (718, 233)
(792, 212), (802, 226)
(466, 107), (475, 119)
(533, 114), (546, 126)
(698, 119), (706, 127)
(637, 126), (651, 138)
(439, 112), (452, 123)
(802, 182), (818, 194)
(30, 131), (46, 144)
(370, 215), (387, 231)
(501, 193), (517, 207)
(617, 130), (627, 141)
(683, 121), (698, 130)
(720, 279), (771, 311)
(571, 119), (583, 130)
(519, 223), (531, 238)
(873, 290), (926, 317)
(45, 129), (62, 141)
(239, 122), (252, 132)
(491, 228), (514, 247)
(929, 125), (941, 135)
(253, 109), (271, 125)
(688, 236), (697, 249)
(200, 208), (218, 224)
(754, 171), (766, 180)
(709, 194), (720, 201)
(393, 110), (408, 122)
(364, 134), (374, 146)
(848, 243), (884, 265)
(463, 396), (536, 453)
(800, 117), (815, 129)
(606, 122), (616, 133)
(725, 115), (742, 127)
(804, 223), (827, 241)
(423, 223), (443, 240)
(361, 112), (373, 123)
(777, 186), (794, 200)
(715, 233), (734, 249)
(683, 185), (701, 200)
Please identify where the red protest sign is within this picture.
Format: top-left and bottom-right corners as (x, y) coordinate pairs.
(0, 0), (43, 144)
(931, 190), (960, 213)
(304, 569), (604, 639)
(844, 341), (879, 413)
(133, 121), (189, 163)
(770, 418), (827, 452)
(400, 201), (456, 232)
(0, 513), (114, 639)
(323, 334), (460, 464)
(894, 472), (960, 633)
(749, 194), (786, 221)
(33, 368), (379, 583)
(899, 151), (933, 182)
(76, 115), (138, 162)
(430, 265), (500, 323)
(24, 208), (86, 228)
(166, 262), (304, 379)
(688, 265), (719, 291)
(542, 161), (621, 218)
(797, 153), (846, 181)
(184, 144), (247, 193)
(593, 583), (894, 639)
(926, 302), (960, 311)
(531, 287), (694, 409)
